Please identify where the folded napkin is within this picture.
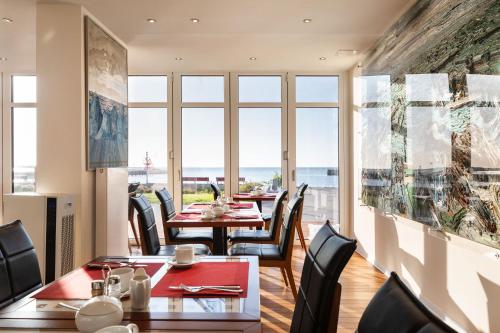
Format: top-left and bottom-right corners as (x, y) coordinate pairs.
(229, 214), (260, 219)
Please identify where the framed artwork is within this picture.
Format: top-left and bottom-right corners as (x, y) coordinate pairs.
(85, 16), (128, 170)
(358, 0), (499, 249)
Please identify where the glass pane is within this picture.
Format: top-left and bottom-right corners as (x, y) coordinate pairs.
(296, 76), (338, 103)
(238, 76), (281, 102)
(12, 76), (36, 103)
(128, 76), (167, 102)
(182, 76), (224, 103)
(296, 108), (339, 226)
(128, 108), (168, 237)
(239, 108), (281, 196)
(182, 108), (224, 206)
(13, 108), (37, 192)
(405, 73), (450, 102)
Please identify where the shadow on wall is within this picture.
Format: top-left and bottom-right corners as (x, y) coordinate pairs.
(478, 274), (500, 332)
(373, 213), (478, 332)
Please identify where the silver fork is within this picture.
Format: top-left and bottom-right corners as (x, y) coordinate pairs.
(178, 284), (243, 293)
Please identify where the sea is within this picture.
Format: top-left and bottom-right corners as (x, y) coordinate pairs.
(128, 167), (338, 188)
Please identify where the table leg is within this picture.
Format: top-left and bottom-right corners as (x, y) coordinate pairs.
(212, 227), (227, 255)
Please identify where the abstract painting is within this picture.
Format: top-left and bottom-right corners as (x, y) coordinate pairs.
(357, 0), (499, 249)
(85, 17), (128, 170)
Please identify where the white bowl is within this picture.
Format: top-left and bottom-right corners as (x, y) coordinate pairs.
(75, 296), (123, 333)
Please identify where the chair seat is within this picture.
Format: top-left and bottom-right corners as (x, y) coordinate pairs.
(261, 213), (272, 222)
(228, 243), (281, 260)
(228, 229), (272, 242)
(157, 244), (211, 256)
(174, 231), (213, 242)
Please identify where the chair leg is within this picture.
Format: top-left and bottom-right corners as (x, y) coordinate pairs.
(296, 223), (307, 251)
(280, 267), (289, 287)
(129, 219), (140, 246)
(285, 264), (297, 300)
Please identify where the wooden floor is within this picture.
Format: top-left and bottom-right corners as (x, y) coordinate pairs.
(130, 224), (386, 333)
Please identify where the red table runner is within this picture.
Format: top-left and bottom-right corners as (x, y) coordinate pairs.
(189, 202), (253, 209)
(33, 263), (164, 300)
(174, 213), (260, 221)
(152, 262), (249, 298)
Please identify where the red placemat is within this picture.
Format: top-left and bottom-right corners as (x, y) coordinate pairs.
(152, 262), (249, 298)
(33, 263), (164, 300)
(229, 202), (253, 209)
(174, 213), (203, 220)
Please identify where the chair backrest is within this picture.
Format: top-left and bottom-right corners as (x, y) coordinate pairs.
(0, 248), (13, 309)
(210, 183), (222, 200)
(357, 272), (457, 333)
(130, 195), (161, 255)
(155, 188), (180, 240)
(290, 221), (357, 333)
(128, 182), (140, 194)
(294, 183), (308, 198)
(0, 220), (42, 302)
(268, 190), (288, 240)
(278, 196), (303, 259)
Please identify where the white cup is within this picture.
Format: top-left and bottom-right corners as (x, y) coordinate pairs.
(96, 323), (139, 333)
(175, 245), (194, 264)
(110, 267), (134, 292)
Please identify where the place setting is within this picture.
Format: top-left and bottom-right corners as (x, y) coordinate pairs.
(155, 245), (249, 298)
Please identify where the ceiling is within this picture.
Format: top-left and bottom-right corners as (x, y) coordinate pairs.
(0, 0), (414, 73)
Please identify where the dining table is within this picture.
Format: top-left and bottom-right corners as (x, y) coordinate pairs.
(0, 256), (261, 332)
(167, 202), (264, 255)
(232, 193), (277, 212)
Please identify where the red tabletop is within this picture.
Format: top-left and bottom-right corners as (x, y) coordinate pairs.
(232, 193), (277, 201)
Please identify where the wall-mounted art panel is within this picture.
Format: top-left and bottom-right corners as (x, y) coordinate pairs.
(357, 0), (499, 249)
(85, 17), (128, 170)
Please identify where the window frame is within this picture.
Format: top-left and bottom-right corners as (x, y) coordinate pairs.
(127, 74), (174, 197)
(229, 72), (288, 196)
(288, 72), (347, 233)
(173, 72), (230, 209)
(3, 73), (37, 194)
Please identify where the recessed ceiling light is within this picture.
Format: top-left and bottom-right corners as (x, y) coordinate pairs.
(249, 57), (257, 61)
(319, 57), (327, 61)
(0, 57), (7, 61)
(175, 57), (183, 61)
(146, 18), (156, 23)
(190, 18), (200, 23)
(303, 18), (312, 23)
(1, 17), (13, 23)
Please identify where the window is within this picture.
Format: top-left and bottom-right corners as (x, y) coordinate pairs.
(11, 75), (37, 192)
(180, 75), (227, 206)
(292, 76), (339, 226)
(128, 75), (169, 237)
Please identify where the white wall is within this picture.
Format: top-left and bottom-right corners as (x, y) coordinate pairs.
(36, 3), (128, 265)
(349, 70), (500, 333)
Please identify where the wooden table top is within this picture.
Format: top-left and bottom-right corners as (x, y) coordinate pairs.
(167, 202), (264, 228)
(232, 193), (277, 201)
(0, 256), (261, 331)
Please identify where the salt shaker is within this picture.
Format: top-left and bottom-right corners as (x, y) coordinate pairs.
(107, 275), (122, 298)
(130, 267), (151, 310)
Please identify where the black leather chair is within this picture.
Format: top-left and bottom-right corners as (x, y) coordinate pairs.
(228, 190), (288, 244)
(210, 182), (222, 201)
(0, 248), (13, 309)
(0, 220), (42, 302)
(155, 188), (214, 252)
(290, 221), (357, 333)
(229, 196), (303, 298)
(130, 195), (211, 256)
(357, 272), (457, 333)
(294, 183), (308, 198)
(294, 183), (309, 250)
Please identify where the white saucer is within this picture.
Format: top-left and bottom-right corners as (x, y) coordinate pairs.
(168, 259), (199, 268)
